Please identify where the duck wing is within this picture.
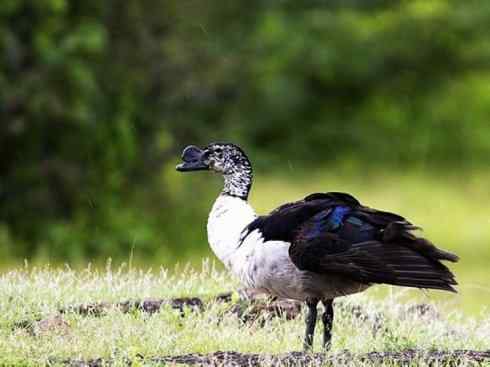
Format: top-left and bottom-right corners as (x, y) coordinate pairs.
(241, 192), (360, 243)
(242, 192), (458, 292)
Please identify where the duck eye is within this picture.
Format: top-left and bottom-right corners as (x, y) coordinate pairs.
(202, 150), (211, 159)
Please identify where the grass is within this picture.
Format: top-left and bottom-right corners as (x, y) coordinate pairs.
(5, 167), (485, 313)
(0, 262), (489, 366)
(0, 167), (488, 364)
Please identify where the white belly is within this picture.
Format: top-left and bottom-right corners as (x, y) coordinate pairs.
(231, 230), (369, 301)
(232, 234), (306, 299)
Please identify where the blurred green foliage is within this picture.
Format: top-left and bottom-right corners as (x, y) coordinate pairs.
(1, 0), (490, 264)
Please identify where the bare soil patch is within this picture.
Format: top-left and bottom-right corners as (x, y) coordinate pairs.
(57, 350), (490, 366)
(13, 292), (303, 333)
(15, 292), (487, 365)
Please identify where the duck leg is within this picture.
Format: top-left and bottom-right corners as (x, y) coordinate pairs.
(321, 299), (334, 350)
(303, 298), (319, 351)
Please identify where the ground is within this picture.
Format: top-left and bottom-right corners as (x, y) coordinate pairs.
(0, 262), (488, 366)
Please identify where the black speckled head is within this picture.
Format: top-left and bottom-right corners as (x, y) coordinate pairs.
(204, 142), (250, 173)
(177, 142), (253, 200)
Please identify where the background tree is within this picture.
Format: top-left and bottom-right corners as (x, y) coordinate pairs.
(1, 0), (489, 263)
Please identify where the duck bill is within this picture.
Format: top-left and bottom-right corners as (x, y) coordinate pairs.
(176, 145), (209, 172)
(176, 161), (209, 172)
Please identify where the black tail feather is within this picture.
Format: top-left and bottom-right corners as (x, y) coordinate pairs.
(345, 241), (458, 293)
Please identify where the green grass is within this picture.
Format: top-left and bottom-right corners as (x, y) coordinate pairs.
(0, 262), (488, 366)
(0, 168), (488, 364)
(6, 167), (486, 315)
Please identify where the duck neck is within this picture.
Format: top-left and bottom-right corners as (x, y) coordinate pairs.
(222, 164), (253, 200)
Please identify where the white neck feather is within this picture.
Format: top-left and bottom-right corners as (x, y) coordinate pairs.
(207, 195), (256, 268)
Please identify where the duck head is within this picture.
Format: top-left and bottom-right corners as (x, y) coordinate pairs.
(176, 142), (253, 199)
(176, 142), (251, 174)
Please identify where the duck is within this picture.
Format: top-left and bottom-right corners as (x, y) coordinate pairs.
(176, 142), (459, 351)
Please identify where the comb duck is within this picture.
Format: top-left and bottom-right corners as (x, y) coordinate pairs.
(176, 142), (459, 350)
